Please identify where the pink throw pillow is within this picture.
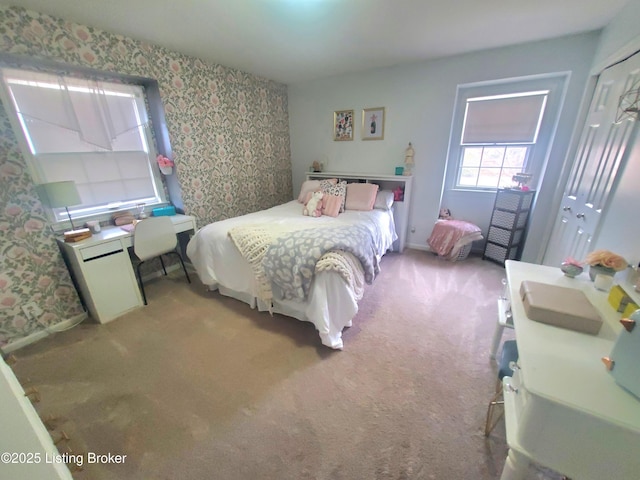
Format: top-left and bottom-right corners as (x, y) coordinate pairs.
(298, 180), (321, 203)
(345, 183), (379, 211)
(298, 178), (337, 203)
(322, 194), (343, 217)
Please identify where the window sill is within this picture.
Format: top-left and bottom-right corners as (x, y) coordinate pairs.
(448, 187), (500, 194)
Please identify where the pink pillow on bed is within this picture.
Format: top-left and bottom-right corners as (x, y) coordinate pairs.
(322, 194), (343, 217)
(298, 180), (321, 203)
(297, 178), (337, 203)
(321, 180), (347, 212)
(345, 183), (379, 211)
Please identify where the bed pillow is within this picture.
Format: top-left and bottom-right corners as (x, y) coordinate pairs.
(321, 180), (347, 212)
(298, 178), (337, 203)
(322, 194), (343, 217)
(374, 190), (395, 210)
(297, 180), (321, 203)
(345, 183), (379, 211)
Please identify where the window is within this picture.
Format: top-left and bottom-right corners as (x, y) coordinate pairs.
(1, 68), (166, 224)
(456, 91), (548, 189)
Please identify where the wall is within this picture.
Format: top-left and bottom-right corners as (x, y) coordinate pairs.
(288, 32), (600, 254)
(592, 0), (640, 71)
(0, 5), (292, 349)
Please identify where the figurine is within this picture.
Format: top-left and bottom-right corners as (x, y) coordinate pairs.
(404, 142), (415, 175)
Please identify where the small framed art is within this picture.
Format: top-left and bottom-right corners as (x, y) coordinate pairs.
(333, 109), (354, 141)
(362, 107), (385, 140)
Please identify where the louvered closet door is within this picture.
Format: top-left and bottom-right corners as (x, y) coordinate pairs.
(544, 52), (640, 266)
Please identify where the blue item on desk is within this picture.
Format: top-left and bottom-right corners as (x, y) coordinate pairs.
(152, 206), (176, 216)
(606, 309), (640, 399)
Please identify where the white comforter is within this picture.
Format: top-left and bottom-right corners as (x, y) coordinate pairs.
(186, 201), (397, 348)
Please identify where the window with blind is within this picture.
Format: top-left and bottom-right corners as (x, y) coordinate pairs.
(1, 68), (166, 223)
(456, 91), (548, 189)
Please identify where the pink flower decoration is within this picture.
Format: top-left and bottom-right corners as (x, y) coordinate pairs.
(156, 155), (174, 168)
(584, 249), (627, 271)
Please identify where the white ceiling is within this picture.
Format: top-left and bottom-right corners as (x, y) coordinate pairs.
(2, 0), (630, 84)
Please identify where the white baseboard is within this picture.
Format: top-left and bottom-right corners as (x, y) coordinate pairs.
(406, 242), (431, 251)
(2, 313), (87, 354)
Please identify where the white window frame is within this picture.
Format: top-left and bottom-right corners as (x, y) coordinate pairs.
(444, 74), (569, 193)
(456, 90), (548, 189)
(0, 67), (168, 228)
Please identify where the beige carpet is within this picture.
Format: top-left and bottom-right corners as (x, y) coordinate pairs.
(10, 250), (560, 479)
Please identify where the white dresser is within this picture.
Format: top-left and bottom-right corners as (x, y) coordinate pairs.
(0, 357), (73, 479)
(501, 260), (640, 480)
(305, 172), (413, 252)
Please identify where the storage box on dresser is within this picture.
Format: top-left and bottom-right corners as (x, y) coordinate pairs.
(483, 188), (535, 265)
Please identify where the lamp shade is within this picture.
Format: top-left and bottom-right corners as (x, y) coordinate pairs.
(36, 181), (81, 208)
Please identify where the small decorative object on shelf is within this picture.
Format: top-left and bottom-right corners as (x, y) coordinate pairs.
(584, 249), (627, 281)
(157, 154), (174, 175)
(561, 257), (584, 278)
(512, 172), (533, 190)
(404, 142), (415, 176)
(136, 203), (147, 219)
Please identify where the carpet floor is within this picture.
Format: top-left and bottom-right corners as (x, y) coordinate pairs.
(10, 249), (561, 479)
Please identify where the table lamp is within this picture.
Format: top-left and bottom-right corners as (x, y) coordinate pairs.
(36, 181), (91, 242)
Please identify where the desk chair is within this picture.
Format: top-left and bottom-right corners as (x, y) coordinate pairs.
(484, 339), (518, 436)
(133, 217), (191, 305)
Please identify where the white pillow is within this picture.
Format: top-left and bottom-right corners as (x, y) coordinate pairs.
(374, 190), (394, 210)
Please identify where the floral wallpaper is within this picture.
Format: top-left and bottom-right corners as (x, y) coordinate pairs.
(0, 5), (292, 348)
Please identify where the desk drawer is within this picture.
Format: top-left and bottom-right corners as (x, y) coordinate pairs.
(80, 240), (123, 261)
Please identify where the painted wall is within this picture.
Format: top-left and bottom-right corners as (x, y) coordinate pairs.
(0, 5), (291, 349)
(288, 32), (600, 255)
(592, 0), (640, 71)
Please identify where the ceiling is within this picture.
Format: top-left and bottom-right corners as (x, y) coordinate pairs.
(2, 0), (630, 84)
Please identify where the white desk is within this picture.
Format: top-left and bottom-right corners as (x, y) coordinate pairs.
(57, 215), (196, 324)
(501, 260), (640, 480)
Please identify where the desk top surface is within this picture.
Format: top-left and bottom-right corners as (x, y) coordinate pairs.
(505, 260), (640, 431)
(56, 214), (196, 250)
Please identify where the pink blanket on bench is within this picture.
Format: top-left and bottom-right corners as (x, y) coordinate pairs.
(428, 219), (483, 260)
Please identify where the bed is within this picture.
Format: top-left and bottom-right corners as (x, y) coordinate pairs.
(186, 183), (398, 349)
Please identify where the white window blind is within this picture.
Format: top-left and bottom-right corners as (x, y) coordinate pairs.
(462, 91), (548, 144)
(2, 68), (164, 220)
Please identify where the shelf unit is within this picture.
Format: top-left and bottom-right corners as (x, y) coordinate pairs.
(483, 188), (535, 266)
(305, 172), (412, 252)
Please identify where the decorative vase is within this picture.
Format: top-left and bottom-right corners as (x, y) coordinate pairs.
(159, 165), (173, 175)
(588, 264), (616, 281)
(560, 262), (583, 278)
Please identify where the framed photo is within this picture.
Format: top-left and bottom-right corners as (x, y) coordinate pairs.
(333, 109), (354, 141)
(362, 107), (385, 140)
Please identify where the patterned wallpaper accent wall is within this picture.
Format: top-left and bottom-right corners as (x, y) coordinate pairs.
(0, 5), (292, 348)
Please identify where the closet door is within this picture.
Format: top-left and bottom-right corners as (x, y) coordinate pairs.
(544, 53), (640, 266)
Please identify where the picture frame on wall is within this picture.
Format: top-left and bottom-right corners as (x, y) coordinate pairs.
(362, 107), (385, 140)
(333, 109), (354, 141)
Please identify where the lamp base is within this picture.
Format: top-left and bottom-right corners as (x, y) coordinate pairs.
(64, 228), (92, 243)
